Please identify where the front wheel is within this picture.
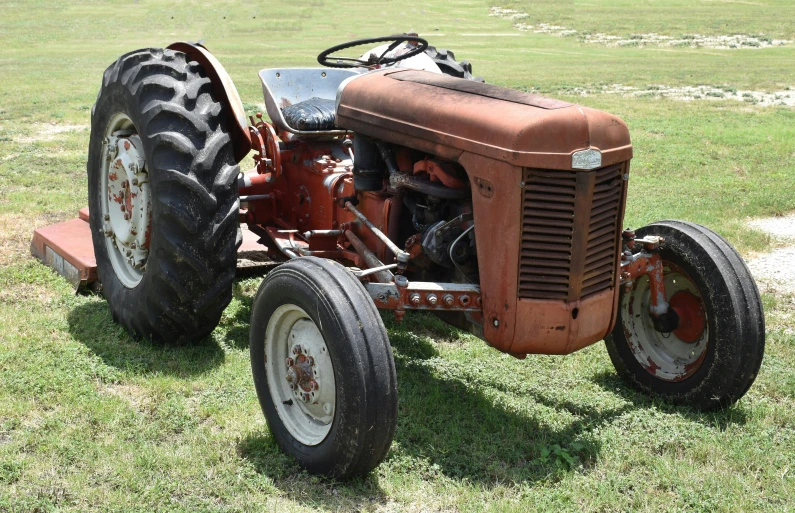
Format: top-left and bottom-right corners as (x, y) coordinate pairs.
(249, 257), (398, 478)
(605, 220), (765, 409)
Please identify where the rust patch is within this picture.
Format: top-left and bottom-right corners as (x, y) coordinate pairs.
(474, 176), (494, 197)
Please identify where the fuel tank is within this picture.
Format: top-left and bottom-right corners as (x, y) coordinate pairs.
(337, 69), (633, 356)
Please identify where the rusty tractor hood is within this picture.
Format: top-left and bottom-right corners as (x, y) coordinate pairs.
(336, 69), (632, 170)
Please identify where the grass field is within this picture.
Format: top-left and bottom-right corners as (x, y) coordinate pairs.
(1, 1), (795, 511)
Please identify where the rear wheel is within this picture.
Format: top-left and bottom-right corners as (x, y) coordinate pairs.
(424, 46), (483, 82)
(250, 257), (398, 478)
(88, 48), (241, 343)
(605, 221), (765, 409)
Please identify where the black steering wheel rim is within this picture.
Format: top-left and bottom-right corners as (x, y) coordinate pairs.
(317, 35), (429, 69)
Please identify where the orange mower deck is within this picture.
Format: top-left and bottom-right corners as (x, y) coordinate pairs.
(31, 208), (268, 289)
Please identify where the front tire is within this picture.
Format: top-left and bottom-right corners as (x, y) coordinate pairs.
(88, 48), (241, 343)
(605, 221), (765, 409)
(249, 257), (398, 478)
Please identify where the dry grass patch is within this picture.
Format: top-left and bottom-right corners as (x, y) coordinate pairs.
(12, 123), (88, 144)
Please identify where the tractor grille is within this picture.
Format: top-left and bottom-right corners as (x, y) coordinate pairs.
(518, 163), (625, 301)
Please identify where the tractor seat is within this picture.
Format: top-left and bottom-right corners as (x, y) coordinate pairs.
(281, 98), (337, 131)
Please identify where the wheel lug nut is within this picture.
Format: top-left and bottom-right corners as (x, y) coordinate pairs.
(286, 357), (294, 368)
(290, 383), (297, 390)
(309, 380), (319, 391)
(443, 294), (455, 306)
(292, 345), (302, 355)
(307, 356), (315, 366)
(426, 294), (438, 305)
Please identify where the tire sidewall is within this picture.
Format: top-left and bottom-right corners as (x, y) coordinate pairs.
(88, 78), (156, 329)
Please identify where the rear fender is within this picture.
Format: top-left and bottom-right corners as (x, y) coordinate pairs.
(167, 41), (251, 162)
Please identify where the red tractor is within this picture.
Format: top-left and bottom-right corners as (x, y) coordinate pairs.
(81, 37), (764, 478)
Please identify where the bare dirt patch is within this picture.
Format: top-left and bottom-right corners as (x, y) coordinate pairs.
(0, 282), (56, 306)
(548, 83), (795, 107)
(101, 384), (151, 414)
(489, 7), (791, 49)
(746, 213), (795, 295)
(0, 212), (59, 267)
(13, 123), (88, 144)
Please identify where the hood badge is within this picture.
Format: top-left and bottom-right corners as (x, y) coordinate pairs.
(572, 149), (602, 170)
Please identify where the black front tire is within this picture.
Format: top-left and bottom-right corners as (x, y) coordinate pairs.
(249, 257), (398, 478)
(605, 221), (765, 409)
(88, 48), (241, 343)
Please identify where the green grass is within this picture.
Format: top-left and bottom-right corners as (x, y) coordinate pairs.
(1, 0), (795, 511)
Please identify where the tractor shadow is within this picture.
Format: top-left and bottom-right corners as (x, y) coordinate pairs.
(67, 299), (225, 377)
(238, 313), (634, 505)
(216, 281), (257, 351)
(588, 370), (749, 430)
(241, 312), (748, 505)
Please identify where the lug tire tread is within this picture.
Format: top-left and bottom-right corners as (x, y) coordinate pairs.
(424, 46), (484, 82)
(88, 48), (240, 344)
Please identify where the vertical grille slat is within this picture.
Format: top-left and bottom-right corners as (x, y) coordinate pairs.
(518, 163), (625, 301)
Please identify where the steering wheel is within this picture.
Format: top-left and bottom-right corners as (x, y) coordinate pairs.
(317, 35), (429, 69)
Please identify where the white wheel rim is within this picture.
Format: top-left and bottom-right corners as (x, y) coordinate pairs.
(99, 112), (152, 288)
(265, 304), (336, 446)
(621, 262), (709, 382)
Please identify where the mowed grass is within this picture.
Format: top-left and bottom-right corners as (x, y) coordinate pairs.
(1, 0), (795, 511)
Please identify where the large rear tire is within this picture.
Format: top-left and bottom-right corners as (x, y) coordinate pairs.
(87, 48), (241, 344)
(424, 46), (484, 82)
(605, 221), (765, 409)
(249, 257), (398, 478)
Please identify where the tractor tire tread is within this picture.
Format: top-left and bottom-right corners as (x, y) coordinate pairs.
(424, 46), (484, 82)
(88, 48), (240, 344)
(250, 257), (398, 478)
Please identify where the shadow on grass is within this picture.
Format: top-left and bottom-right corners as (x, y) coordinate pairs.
(238, 312), (632, 503)
(589, 370), (749, 430)
(217, 281), (257, 351)
(238, 433), (389, 510)
(67, 299), (224, 377)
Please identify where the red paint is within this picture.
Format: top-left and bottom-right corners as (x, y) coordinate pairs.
(413, 158), (467, 189)
(669, 290), (706, 343)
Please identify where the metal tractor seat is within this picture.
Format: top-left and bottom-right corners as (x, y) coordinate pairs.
(259, 68), (361, 136)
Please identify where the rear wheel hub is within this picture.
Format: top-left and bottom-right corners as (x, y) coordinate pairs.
(100, 113), (152, 288)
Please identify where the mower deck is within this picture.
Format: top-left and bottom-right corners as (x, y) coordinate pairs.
(31, 208), (270, 289)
